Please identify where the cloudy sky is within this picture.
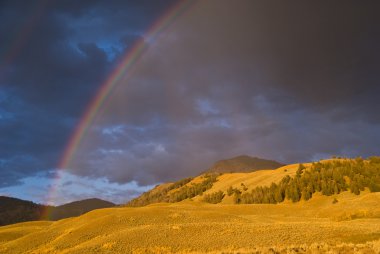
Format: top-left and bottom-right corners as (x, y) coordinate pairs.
(1, 0), (380, 205)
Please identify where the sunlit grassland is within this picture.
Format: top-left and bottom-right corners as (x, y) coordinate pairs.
(2, 159), (380, 253)
(1, 190), (380, 253)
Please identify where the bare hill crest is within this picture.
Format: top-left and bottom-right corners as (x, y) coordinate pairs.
(203, 155), (284, 174)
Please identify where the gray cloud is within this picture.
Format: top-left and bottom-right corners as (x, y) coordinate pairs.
(0, 0), (176, 188)
(1, 0), (380, 200)
(66, 0), (380, 187)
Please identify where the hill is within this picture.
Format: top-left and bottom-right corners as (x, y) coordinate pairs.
(49, 198), (116, 220)
(203, 155), (284, 174)
(1, 191), (380, 253)
(194, 162), (303, 204)
(0, 197), (46, 226)
(127, 155), (283, 206)
(1, 157), (380, 253)
(128, 157), (380, 207)
(0, 197), (115, 226)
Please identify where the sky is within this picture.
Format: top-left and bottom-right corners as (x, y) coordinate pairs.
(1, 0), (380, 205)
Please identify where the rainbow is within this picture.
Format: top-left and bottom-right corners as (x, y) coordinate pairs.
(41, 0), (196, 220)
(59, 0), (195, 171)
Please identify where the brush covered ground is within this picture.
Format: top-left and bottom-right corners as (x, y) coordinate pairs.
(1, 159), (380, 253)
(1, 193), (380, 253)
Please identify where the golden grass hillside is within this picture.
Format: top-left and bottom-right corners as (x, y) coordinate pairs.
(2, 158), (380, 253)
(126, 155), (286, 206)
(1, 190), (380, 253)
(128, 163), (300, 206)
(193, 163), (305, 203)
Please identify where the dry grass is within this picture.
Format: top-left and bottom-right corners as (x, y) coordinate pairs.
(193, 163), (305, 203)
(2, 160), (380, 253)
(1, 190), (380, 253)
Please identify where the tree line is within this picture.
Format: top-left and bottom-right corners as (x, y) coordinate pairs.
(230, 157), (380, 204)
(202, 191), (225, 204)
(126, 174), (218, 206)
(168, 174), (218, 202)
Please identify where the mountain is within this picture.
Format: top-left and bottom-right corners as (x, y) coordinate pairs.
(0, 196), (45, 226)
(0, 197), (115, 226)
(49, 198), (115, 220)
(2, 157), (380, 253)
(203, 155), (284, 174)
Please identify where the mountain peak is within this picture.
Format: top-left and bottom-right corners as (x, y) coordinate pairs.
(204, 155), (283, 174)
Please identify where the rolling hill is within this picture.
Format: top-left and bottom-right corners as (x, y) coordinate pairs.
(49, 198), (115, 220)
(127, 155), (284, 206)
(128, 156), (380, 207)
(1, 157), (380, 253)
(0, 196), (47, 226)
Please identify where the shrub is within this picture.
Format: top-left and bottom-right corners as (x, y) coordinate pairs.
(203, 191), (225, 204)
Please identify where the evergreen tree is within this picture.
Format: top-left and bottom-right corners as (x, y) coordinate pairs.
(301, 189), (311, 201)
(296, 163), (306, 177)
(233, 192), (241, 204)
(227, 186), (234, 196)
(350, 181), (360, 195)
(231, 158), (380, 205)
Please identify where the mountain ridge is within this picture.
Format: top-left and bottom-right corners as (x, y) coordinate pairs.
(203, 155), (284, 174)
(0, 196), (115, 226)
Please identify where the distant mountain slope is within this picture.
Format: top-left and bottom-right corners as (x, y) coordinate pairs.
(204, 155), (284, 174)
(0, 197), (115, 226)
(49, 198), (115, 220)
(0, 196), (45, 226)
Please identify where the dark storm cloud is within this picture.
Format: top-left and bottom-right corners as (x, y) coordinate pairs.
(66, 0), (380, 187)
(249, 1), (380, 122)
(2, 0), (380, 199)
(0, 0), (176, 187)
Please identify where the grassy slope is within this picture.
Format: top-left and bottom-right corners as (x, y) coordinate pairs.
(195, 163), (304, 203)
(0, 193), (380, 253)
(166, 163), (300, 202)
(1, 160), (380, 253)
(128, 156), (285, 206)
